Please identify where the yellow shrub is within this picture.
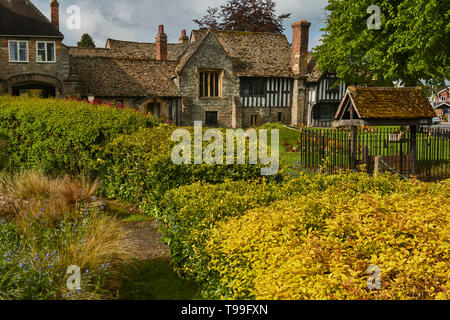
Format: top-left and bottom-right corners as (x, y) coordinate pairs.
(206, 179), (450, 300)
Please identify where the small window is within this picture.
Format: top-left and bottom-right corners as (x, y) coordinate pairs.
(278, 112), (283, 122)
(9, 41), (28, 62)
(205, 111), (218, 126)
(36, 41), (56, 62)
(199, 71), (221, 98)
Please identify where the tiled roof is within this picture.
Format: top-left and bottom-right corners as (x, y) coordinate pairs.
(68, 47), (118, 58)
(339, 86), (436, 120)
(105, 39), (188, 60)
(69, 29), (323, 97)
(0, 0), (63, 37)
(70, 56), (180, 97)
(177, 30), (293, 78)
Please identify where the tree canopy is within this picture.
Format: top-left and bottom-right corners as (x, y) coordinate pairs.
(193, 0), (291, 34)
(77, 33), (96, 48)
(314, 0), (449, 87)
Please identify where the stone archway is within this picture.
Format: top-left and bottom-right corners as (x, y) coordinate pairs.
(6, 74), (63, 98)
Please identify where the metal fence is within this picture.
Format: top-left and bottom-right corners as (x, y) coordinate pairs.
(294, 126), (450, 181)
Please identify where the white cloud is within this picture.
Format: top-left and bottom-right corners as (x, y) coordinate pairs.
(33, 0), (328, 48)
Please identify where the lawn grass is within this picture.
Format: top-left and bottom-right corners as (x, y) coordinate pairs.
(120, 258), (200, 300)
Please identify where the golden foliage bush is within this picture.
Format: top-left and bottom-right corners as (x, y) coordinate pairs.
(206, 179), (450, 300)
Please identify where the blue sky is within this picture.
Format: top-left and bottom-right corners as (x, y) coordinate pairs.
(32, 0), (329, 48)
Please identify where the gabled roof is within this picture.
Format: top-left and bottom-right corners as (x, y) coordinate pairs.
(336, 87), (436, 120)
(69, 28), (319, 98)
(0, 0), (63, 37)
(177, 29), (293, 78)
(70, 56), (180, 98)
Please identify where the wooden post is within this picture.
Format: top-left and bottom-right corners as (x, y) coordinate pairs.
(374, 155), (381, 175)
(410, 125), (417, 175)
(350, 126), (357, 170)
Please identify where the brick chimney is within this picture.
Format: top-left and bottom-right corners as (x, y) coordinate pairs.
(179, 30), (189, 44)
(50, 0), (59, 30)
(156, 25), (168, 61)
(290, 19), (311, 75)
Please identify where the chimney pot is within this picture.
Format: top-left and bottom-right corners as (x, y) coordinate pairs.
(158, 25), (165, 34)
(50, 0), (60, 31)
(179, 29), (189, 44)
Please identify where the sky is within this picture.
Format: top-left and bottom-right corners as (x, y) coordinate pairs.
(32, 0), (329, 48)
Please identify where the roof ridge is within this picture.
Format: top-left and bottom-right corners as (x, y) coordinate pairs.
(71, 54), (179, 63)
(194, 29), (288, 37)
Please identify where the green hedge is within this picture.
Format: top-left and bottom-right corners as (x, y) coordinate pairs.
(0, 96), (277, 206)
(0, 96), (156, 174)
(99, 126), (279, 206)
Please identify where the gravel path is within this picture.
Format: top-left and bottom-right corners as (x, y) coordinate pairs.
(122, 221), (170, 260)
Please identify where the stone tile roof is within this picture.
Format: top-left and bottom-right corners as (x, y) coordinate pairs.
(340, 86), (436, 120)
(105, 39), (188, 60)
(177, 30), (293, 78)
(70, 56), (180, 98)
(68, 47), (118, 58)
(69, 29), (317, 97)
(0, 0), (63, 37)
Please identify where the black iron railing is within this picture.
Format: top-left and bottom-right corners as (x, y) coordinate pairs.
(293, 126), (450, 181)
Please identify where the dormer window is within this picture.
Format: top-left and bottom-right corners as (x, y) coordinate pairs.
(37, 41), (56, 63)
(9, 41), (28, 62)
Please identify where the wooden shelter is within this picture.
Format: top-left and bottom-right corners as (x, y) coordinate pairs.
(334, 86), (436, 127)
(333, 87), (436, 173)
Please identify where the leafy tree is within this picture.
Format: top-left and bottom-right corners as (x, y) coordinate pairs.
(77, 33), (96, 48)
(314, 0), (449, 87)
(193, 0), (291, 34)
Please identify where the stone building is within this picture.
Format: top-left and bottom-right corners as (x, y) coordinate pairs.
(1, 0), (345, 128)
(0, 0), (81, 97)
